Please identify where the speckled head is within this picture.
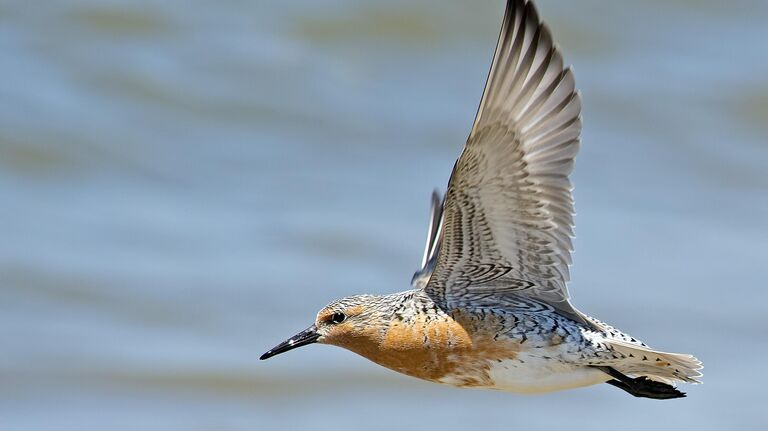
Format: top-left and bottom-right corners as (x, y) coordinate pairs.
(259, 294), (388, 360)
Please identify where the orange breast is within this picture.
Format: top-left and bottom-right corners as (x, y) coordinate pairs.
(339, 310), (521, 387)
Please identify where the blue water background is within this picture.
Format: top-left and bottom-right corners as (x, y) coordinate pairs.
(1, 1), (767, 429)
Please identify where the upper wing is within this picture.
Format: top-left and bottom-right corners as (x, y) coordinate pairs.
(425, 0), (584, 321)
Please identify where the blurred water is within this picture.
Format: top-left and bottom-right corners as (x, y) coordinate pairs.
(1, 0), (767, 430)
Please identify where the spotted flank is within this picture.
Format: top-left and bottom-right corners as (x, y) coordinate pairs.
(261, 0), (702, 400)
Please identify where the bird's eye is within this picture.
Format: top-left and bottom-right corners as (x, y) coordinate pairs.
(329, 312), (346, 324)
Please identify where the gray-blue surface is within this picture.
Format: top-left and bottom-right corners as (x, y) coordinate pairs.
(2, 0), (767, 430)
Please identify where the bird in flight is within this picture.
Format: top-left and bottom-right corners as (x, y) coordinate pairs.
(261, 0), (702, 399)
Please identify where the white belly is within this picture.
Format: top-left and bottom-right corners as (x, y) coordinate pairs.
(484, 352), (610, 394)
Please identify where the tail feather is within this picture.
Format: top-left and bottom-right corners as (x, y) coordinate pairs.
(607, 341), (703, 384)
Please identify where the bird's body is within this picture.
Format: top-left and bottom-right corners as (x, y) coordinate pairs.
(314, 290), (697, 395)
(324, 290), (608, 393)
(262, 0), (702, 399)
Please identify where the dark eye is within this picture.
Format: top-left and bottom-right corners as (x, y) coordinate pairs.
(330, 312), (346, 324)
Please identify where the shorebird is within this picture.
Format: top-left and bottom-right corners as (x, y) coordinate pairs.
(261, 0), (702, 399)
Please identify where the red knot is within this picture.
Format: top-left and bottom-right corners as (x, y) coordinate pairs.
(261, 0), (702, 399)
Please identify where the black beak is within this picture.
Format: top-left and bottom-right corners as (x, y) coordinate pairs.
(260, 325), (320, 360)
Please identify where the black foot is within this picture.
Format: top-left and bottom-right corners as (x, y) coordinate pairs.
(595, 367), (686, 400)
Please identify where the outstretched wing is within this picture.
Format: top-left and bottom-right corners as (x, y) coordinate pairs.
(425, 0), (583, 321)
(411, 190), (444, 289)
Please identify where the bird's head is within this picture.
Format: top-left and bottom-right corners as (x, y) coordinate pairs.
(260, 294), (386, 360)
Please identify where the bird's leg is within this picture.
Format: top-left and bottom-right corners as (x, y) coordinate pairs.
(592, 366), (686, 400)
